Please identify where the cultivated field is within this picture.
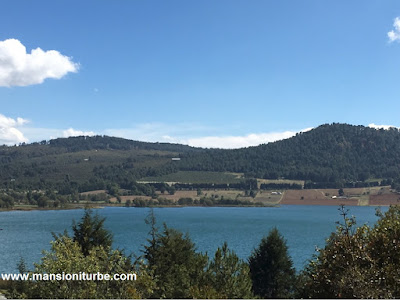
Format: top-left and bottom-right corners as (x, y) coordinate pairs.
(89, 185), (400, 207)
(109, 190), (249, 204)
(281, 189), (359, 206)
(280, 186), (397, 206)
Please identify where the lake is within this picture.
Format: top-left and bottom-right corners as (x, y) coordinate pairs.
(0, 205), (386, 273)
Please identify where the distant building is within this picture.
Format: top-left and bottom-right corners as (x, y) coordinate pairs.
(171, 158), (181, 161)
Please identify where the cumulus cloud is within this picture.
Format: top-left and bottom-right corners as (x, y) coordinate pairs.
(388, 17), (400, 42)
(184, 128), (313, 149)
(18, 121), (314, 149)
(368, 123), (399, 130)
(103, 123), (315, 149)
(63, 128), (95, 137)
(19, 127), (96, 141)
(0, 39), (78, 87)
(0, 114), (29, 145)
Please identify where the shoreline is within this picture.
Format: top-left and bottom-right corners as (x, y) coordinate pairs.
(0, 201), (396, 213)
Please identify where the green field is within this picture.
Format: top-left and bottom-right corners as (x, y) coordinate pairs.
(141, 171), (244, 184)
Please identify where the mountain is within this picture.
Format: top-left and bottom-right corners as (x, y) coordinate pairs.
(176, 123), (400, 183)
(0, 135), (202, 190)
(1, 123), (400, 191)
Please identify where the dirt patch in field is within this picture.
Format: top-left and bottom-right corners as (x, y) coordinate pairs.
(157, 190), (198, 201)
(343, 188), (366, 195)
(255, 191), (283, 205)
(369, 193), (400, 206)
(282, 190), (359, 206)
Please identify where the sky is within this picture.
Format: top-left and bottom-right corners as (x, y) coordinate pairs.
(1, 0), (400, 148)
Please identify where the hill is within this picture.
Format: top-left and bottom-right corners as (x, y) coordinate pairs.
(0, 135), (202, 191)
(176, 123), (400, 185)
(1, 123), (400, 193)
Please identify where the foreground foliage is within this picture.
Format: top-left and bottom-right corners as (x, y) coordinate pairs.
(72, 209), (113, 256)
(298, 205), (400, 298)
(6, 208), (254, 299)
(7, 209), (153, 299)
(249, 228), (296, 298)
(143, 210), (253, 298)
(7, 205), (400, 298)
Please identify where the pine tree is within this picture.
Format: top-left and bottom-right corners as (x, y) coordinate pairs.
(248, 227), (296, 298)
(72, 208), (113, 256)
(207, 242), (253, 298)
(143, 223), (208, 298)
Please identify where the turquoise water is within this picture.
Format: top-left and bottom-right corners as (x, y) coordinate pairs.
(0, 205), (386, 273)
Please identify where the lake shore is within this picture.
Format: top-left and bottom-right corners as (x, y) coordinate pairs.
(0, 200), (397, 213)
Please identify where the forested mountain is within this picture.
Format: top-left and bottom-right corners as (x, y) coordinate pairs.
(176, 123), (400, 183)
(0, 135), (200, 191)
(46, 135), (201, 153)
(1, 123), (400, 192)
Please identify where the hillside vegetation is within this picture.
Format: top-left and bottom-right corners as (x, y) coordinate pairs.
(0, 135), (200, 191)
(177, 123), (400, 183)
(1, 123), (400, 195)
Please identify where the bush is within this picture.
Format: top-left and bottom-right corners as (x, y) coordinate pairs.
(298, 205), (400, 298)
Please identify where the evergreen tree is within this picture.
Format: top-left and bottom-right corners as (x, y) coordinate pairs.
(207, 242), (253, 298)
(143, 218), (208, 298)
(248, 228), (296, 298)
(72, 208), (113, 256)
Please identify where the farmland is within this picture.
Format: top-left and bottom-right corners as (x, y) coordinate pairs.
(100, 185), (400, 207)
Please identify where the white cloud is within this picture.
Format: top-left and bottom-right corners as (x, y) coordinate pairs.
(103, 123), (214, 142)
(388, 17), (400, 42)
(63, 128), (95, 137)
(102, 123), (315, 149)
(107, 124), (311, 149)
(19, 121), (313, 149)
(368, 123), (399, 130)
(20, 127), (96, 141)
(184, 128), (313, 149)
(0, 39), (78, 87)
(0, 114), (29, 145)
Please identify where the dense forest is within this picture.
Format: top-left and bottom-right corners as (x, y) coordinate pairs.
(176, 123), (400, 182)
(1, 123), (400, 193)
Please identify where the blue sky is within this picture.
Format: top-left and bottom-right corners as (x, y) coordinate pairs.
(1, 0), (400, 148)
